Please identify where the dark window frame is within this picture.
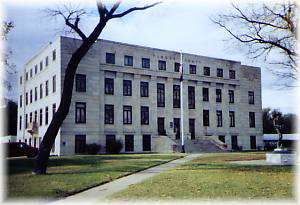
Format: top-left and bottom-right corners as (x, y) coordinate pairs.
(203, 109), (210, 126)
(76, 74), (86, 92)
(105, 104), (114, 124)
(203, 87), (209, 101)
(157, 83), (165, 107)
(188, 86), (195, 109)
(189, 64), (197, 74)
(229, 70), (236, 79)
(173, 85), (180, 108)
(229, 90), (234, 103)
(140, 81), (149, 97)
(75, 102), (86, 124)
(142, 58), (150, 68)
(204, 66), (210, 76)
(216, 89), (222, 103)
(123, 105), (132, 124)
(249, 112), (256, 128)
(105, 78), (114, 95)
(158, 60), (166, 70)
(123, 80), (132, 96)
(174, 62), (180, 72)
(248, 91), (255, 104)
(217, 68), (223, 77)
(106, 52), (115, 64)
(141, 106), (149, 125)
(124, 55), (133, 66)
(229, 111), (235, 127)
(216, 110), (223, 127)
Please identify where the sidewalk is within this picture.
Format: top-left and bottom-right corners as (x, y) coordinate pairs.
(55, 154), (202, 203)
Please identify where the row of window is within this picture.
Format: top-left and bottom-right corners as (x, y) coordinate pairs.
(19, 104), (56, 130)
(20, 75), (56, 107)
(21, 49), (56, 84)
(105, 52), (236, 78)
(218, 135), (257, 150)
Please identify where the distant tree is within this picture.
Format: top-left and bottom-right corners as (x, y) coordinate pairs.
(262, 108), (275, 133)
(34, 0), (160, 174)
(212, 2), (297, 85)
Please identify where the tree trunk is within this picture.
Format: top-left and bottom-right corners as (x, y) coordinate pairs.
(33, 21), (106, 174)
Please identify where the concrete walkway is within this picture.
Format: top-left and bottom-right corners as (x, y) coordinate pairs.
(55, 154), (202, 203)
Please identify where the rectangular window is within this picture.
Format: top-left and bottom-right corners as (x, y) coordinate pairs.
(34, 87), (37, 101)
(124, 55), (133, 66)
(189, 119), (195, 140)
(216, 110), (222, 127)
(123, 105), (132, 124)
(105, 104), (114, 124)
(142, 135), (151, 151)
(45, 80), (49, 96)
(250, 136), (256, 149)
(75, 102), (86, 123)
(188, 86), (195, 109)
(231, 135), (238, 150)
(140, 81), (149, 97)
(25, 114), (28, 129)
(30, 69), (33, 78)
(106, 135), (116, 153)
(189, 64), (196, 74)
(52, 103), (56, 116)
(216, 89), (222, 103)
(229, 111), (235, 127)
(40, 61), (43, 71)
(203, 110), (209, 126)
(204, 67), (210, 76)
(229, 70), (236, 79)
(34, 65), (38, 74)
(19, 116), (22, 130)
(106, 52), (115, 64)
(203, 87), (209, 101)
(157, 83), (165, 107)
(40, 84), (43, 99)
(75, 135), (86, 154)
(39, 109), (43, 126)
(20, 76), (22, 85)
(30, 90), (33, 103)
(173, 85), (180, 108)
(217, 68), (223, 77)
(229, 90), (234, 103)
(174, 118), (180, 139)
(105, 78), (114, 95)
(34, 110), (37, 123)
(45, 107), (49, 125)
(52, 49), (56, 61)
(158, 60), (166, 70)
(19, 95), (22, 108)
(141, 106), (149, 125)
(76, 74), (86, 92)
(25, 92), (28, 105)
(45, 56), (49, 67)
(123, 80), (132, 96)
(174, 62), (180, 72)
(249, 112), (255, 128)
(142, 58), (150, 68)
(248, 91), (254, 104)
(125, 135), (134, 152)
(25, 72), (28, 81)
(53, 75), (56, 93)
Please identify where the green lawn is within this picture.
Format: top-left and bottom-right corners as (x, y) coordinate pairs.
(111, 152), (295, 201)
(6, 153), (183, 199)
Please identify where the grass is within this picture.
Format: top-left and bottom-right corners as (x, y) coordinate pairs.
(6, 153), (183, 200)
(111, 152), (295, 201)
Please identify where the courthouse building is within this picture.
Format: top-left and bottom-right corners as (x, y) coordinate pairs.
(17, 36), (263, 155)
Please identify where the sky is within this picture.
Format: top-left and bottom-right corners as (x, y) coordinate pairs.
(1, 0), (298, 114)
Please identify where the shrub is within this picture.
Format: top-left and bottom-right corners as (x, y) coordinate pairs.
(85, 143), (101, 154)
(106, 140), (123, 154)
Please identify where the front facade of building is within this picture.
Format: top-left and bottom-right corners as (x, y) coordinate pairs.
(17, 36), (263, 155)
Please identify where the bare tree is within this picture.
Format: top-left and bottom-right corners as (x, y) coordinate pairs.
(33, 0), (160, 174)
(211, 2), (297, 82)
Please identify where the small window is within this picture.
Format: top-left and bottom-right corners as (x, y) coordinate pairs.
(19, 95), (22, 108)
(158, 60), (166, 70)
(229, 111), (235, 127)
(39, 109), (43, 126)
(123, 105), (132, 124)
(140, 81), (149, 97)
(188, 86), (195, 109)
(142, 58), (150, 68)
(204, 67), (210, 76)
(123, 80), (132, 96)
(20, 76), (22, 85)
(189, 64), (196, 74)
(203, 87), (209, 101)
(52, 50), (56, 61)
(25, 92), (28, 105)
(216, 110), (222, 127)
(19, 116), (22, 130)
(34, 65), (38, 74)
(52, 103), (56, 116)
(157, 83), (165, 107)
(105, 104), (114, 124)
(203, 110), (209, 126)
(30, 90), (32, 103)
(76, 74), (86, 92)
(75, 102), (86, 124)
(45, 107), (49, 125)
(45, 56), (49, 67)
(34, 87), (37, 101)
(229, 70), (236, 79)
(248, 91), (254, 104)
(45, 80), (49, 96)
(174, 62), (180, 72)
(40, 84), (43, 99)
(30, 69), (33, 78)
(249, 112), (255, 128)
(217, 68), (223, 77)
(52, 75), (56, 93)
(216, 89), (222, 103)
(141, 106), (149, 125)
(173, 85), (180, 108)
(106, 53), (115, 64)
(25, 72), (28, 81)
(105, 78), (114, 95)
(40, 61), (43, 71)
(124, 55), (133, 66)
(229, 90), (234, 103)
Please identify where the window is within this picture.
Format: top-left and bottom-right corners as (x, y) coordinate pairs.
(123, 80), (132, 96)
(231, 135), (238, 150)
(203, 110), (209, 126)
(34, 87), (37, 101)
(157, 83), (165, 107)
(250, 136), (256, 149)
(229, 90), (234, 103)
(142, 58), (150, 68)
(25, 72), (28, 81)
(30, 90), (33, 103)
(203, 87), (209, 101)
(189, 64), (196, 74)
(229, 111), (235, 127)
(105, 78), (114, 95)
(173, 85), (180, 108)
(188, 86), (195, 109)
(249, 112), (255, 128)
(140, 81), (149, 97)
(158, 60), (166, 70)
(25, 92), (28, 105)
(143, 135), (151, 151)
(45, 80), (49, 96)
(52, 103), (56, 116)
(34, 110), (37, 123)
(189, 119), (195, 140)
(45, 107), (49, 125)
(141, 106), (149, 125)
(53, 75), (56, 93)
(45, 56), (49, 67)
(105, 104), (114, 124)
(19, 95), (22, 108)
(174, 62), (180, 72)
(30, 69), (33, 78)
(19, 116), (22, 130)
(216, 110), (222, 127)
(123, 105), (132, 124)
(217, 68), (223, 77)
(75, 135), (86, 154)
(34, 65), (38, 74)
(106, 52), (115, 64)
(248, 91), (254, 104)
(76, 74), (86, 92)
(75, 102), (86, 123)
(40, 84), (43, 99)
(106, 135), (116, 153)
(20, 76), (22, 85)
(39, 109), (43, 126)
(124, 55), (133, 66)
(40, 61), (43, 71)
(125, 135), (134, 152)
(229, 70), (236, 79)
(52, 49), (56, 61)
(216, 89), (222, 102)
(204, 67), (210, 76)
(25, 114), (28, 129)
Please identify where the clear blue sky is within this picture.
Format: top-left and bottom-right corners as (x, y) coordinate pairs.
(2, 0), (297, 114)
